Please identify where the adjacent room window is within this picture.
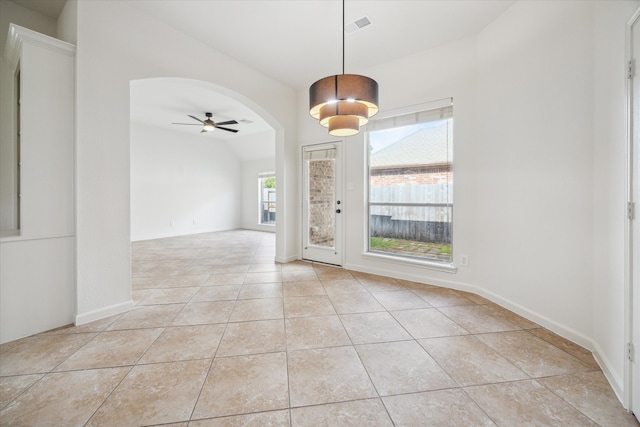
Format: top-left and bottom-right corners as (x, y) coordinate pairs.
(367, 102), (453, 263)
(258, 173), (276, 225)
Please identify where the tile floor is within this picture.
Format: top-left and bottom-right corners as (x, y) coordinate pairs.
(1, 230), (638, 426)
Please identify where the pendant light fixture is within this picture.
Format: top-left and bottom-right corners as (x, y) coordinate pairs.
(309, 0), (379, 137)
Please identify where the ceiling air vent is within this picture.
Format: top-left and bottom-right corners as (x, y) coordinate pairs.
(345, 16), (372, 34)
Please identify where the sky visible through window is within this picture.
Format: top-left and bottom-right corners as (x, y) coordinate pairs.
(369, 120), (444, 153)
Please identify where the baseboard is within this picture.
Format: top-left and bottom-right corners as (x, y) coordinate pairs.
(344, 261), (626, 403)
(75, 300), (133, 326)
(130, 226), (238, 242)
(275, 254), (299, 263)
(591, 340), (624, 403)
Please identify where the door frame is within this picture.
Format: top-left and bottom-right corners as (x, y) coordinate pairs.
(625, 6), (640, 415)
(300, 140), (345, 266)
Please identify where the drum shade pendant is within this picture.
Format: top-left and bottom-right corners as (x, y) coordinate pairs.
(309, 0), (379, 137)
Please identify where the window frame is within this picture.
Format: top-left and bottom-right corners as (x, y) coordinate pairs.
(364, 98), (456, 272)
(258, 172), (276, 226)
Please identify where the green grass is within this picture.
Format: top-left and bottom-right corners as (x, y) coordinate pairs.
(370, 236), (452, 260)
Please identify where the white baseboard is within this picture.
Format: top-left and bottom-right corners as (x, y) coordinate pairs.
(75, 300), (133, 326)
(275, 254), (299, 263)
(344, 260), (625, 405)
(591, 340), (624, 403)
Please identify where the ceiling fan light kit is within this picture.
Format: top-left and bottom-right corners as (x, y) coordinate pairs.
(309, 0), (379, 137)
(172, 112), (239, 134)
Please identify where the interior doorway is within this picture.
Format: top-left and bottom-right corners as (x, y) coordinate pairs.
(302, 142), (343, 266)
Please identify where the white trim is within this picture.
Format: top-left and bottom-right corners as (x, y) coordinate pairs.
(593, 340), (625, 403)
(275, 255), (299, 263)
(5, 24), (75, 70)
(359, 252), (457, 274)
(0, 233), (74, 243)
(372, 97), (453, 122)
(75, 300), (133, 326)
(625, 6), (640, 412)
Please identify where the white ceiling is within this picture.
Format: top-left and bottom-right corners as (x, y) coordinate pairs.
(127, 0), (515, 90)
(14, 0), (515, 156)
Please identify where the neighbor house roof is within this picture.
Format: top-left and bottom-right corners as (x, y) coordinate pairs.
(370, 122), (452, 168)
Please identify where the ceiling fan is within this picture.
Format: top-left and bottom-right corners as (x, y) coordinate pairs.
(172, 112), (239, 133)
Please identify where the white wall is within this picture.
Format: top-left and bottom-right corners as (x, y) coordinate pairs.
(130, 122), (242, 241)
(242, 157), (276, 232)
(74, 0), (298, 323)
(297, 0), (637, 401)
(593, 0), (639, 399)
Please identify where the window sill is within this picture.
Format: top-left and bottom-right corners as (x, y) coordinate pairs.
(361, 252), (457, 274)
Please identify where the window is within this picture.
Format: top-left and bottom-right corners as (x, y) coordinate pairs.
(367, 101), (453, 263)
(258, 173), (276, 225)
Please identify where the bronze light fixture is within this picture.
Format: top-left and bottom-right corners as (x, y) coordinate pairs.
(309, 0), (379, 137)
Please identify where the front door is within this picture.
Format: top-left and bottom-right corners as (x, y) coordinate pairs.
(302, 142), (343, 265)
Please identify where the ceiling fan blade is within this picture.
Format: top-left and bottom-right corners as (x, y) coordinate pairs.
(215, 126), (239, 133)
(215, 120), (238, 126)
(188, 115), (205, 124)
(172, 123), (201, 125)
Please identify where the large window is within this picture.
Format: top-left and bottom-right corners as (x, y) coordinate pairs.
(258, 173), (276, 225)
(367, 102), (453, 263)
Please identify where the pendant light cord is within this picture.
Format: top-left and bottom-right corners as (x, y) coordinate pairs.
(342, 0), (345, 75)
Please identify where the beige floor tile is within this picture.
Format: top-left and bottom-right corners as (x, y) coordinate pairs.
(288, 346), (377, 407)
(216, 320), (285, 356)
(138, 324), (225, 364)
(229, 298), (283, 322)
(211, 265), (250, 274)
(340, 312), (412, 344)
(253, 256), (277, 264)
(107, 304), (184, 330)
(221, 256), (254, 265)
(529, 327), (599, 369)
(285, 315), (351, 350)
(238, 283), (283, 299)
(280, 261), (315, 272)
(190, 409), (290, 426)
(284, 296), (336, 318)
(329, 292), (385, 314)
(391, 308), (469, 339)
(282, 270), (319, 282)
(192, 352), (289, 419)
(357, 277), (405, 293)
(244, 271), (282, 284)
(88, 360), (210, 426)
(465, 379), (598, 426)
(205, 273), (246, 286)
(484, 303), (539, 329)
(282, 280), (326, 297)
(0, 333), (97, 375)
(42, 314), (122, 335)
(412, 287), (476, 307)
(248, 263), (281, 273)
(136, 287), (199, 305)
(0, 374), (43, 410)
(314, 268), (354, 281)
(133, 275), (210, 289)
(372, 290), (432, 310)
(419, 335), (529, 386)
(538, 371), (639, 427)
(55, 328), (163, 371)
(173, 301), (235, 325)
(321, 279), (368, 296)
(382, 389), (497, 426)
(477, 331), (592, 378)
(355, 340), (455, 395)
(438, 305), (521, 333)
(190, 285), (241, 302)
(1, 368), (129, 427)
(290, 398), (393, 426)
